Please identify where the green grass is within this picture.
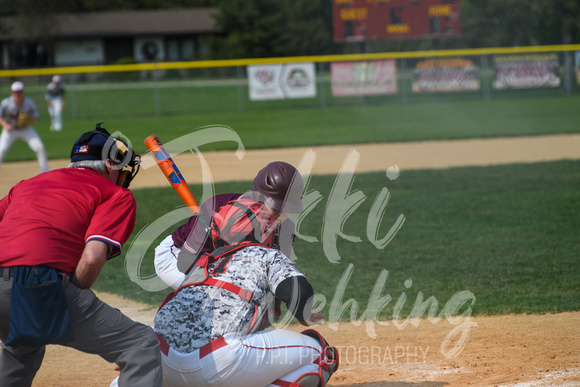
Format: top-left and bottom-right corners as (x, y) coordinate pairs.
(7, 82), (579, 320)
(94, 160), (580, 319)
(3, 89), (580, 162)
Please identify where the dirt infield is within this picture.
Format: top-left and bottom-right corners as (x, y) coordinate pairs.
(2, 133), (580, 195)
(32, 295), (580, 387)
(3, 133), (579, 386)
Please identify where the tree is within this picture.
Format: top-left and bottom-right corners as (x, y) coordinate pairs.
(210, 0), (286, 59)
(531, 0), (580, 44)
(210, 0), (337, 59)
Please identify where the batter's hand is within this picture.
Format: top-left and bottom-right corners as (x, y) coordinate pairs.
(302, 307), (324, 326)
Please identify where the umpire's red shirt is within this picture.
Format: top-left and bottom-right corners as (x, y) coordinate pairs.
(0, 167), (136, 276)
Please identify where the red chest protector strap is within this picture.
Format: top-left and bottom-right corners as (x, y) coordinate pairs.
(199, 278), (253, 301)
(158, 243), (260, 311)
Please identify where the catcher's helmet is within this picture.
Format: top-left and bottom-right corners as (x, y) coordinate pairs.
(211, 199), (277, 249)
(252, 161), (304, 214)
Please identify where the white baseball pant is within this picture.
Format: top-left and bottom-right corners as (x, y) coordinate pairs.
(154, 235), (186, 290)
(157, 329), (327, 387)
(48, 98), (63, 131)
(0, 127), (49, 173)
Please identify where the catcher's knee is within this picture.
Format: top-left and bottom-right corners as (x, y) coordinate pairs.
(294, 329), (339, 387)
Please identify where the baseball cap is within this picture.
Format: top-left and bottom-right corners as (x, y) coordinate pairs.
(70, 123), (141, 188)
(11, 81), (24, 92)
(70, 122), (131, 163)
(52, 75), (61, 83)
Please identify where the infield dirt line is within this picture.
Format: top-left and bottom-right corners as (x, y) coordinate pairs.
(1, 133), (579, 195)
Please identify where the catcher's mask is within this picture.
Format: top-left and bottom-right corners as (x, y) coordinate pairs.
(70, 122), (141, 188)
(210, 199), (278, 249)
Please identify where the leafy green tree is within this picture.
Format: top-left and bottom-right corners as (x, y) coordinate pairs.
(210, 0), (286, 59)
(459, 0), (579, 47)
(279, 0), (337, 56)
(210, 0), (337, 59)
(531, 0), (580, 44)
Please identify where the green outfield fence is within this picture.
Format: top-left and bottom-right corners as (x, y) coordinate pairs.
(0, 44), (578, 120)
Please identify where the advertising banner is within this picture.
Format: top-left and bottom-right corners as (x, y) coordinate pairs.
(331, 60), (398, 97)
(411, 58), (480, 93)
(248, 63), (316, 101)
(492, 54), (561, 89)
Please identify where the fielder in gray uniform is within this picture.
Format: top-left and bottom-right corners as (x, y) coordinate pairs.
(45, 75), (65, 132)
(0, 81), (49, 173)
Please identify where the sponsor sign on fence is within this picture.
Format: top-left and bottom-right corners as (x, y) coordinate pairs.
(248, 63), (316, 101)
(492, 54), (561, 89)
(412, 58), (480, 93)
(331, 60), (398, 97)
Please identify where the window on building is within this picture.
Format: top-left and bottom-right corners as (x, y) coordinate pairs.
(166, 37), (197, 61)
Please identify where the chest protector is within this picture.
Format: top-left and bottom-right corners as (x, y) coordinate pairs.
(158, 243), (281, 333)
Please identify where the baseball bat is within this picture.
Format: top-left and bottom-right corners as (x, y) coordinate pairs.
(144, 134), (201, 215)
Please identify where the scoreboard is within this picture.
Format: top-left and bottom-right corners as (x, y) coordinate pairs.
(333, 0), (461, 42)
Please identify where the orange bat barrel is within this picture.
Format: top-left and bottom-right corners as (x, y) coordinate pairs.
(144, 134), (201, 215)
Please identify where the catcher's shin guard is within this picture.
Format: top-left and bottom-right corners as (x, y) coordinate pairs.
(293, 329), (339, 387)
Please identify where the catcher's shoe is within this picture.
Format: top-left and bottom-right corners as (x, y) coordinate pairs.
(294, 330), (340, 387)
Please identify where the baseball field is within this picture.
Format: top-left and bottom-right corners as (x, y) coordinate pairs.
(1, 93), (579, 386)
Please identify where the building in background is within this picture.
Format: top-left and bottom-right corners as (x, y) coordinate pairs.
(0, 8), (220, 69)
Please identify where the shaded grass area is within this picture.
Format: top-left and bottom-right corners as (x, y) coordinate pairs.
(3, 93), (580, 162)
(95, 160), (580, 319)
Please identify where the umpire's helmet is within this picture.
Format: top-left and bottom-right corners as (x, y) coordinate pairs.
(70, 122), (141, 188)
(252, 161), (304, 214)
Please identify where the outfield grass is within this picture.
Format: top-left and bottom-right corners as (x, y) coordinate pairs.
(6, 84), (578, 319)
(4, 93), (580, 162)
(95, 160), (580, 318)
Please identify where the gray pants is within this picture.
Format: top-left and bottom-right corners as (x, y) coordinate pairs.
(0, 270), (162, 387)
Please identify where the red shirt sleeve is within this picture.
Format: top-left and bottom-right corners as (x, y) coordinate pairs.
(85, 188), (136, 258)
(0, 195), (9, 222)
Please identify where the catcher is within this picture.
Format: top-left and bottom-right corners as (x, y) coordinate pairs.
(153, 198), (339, 387)
(154, 161), (303, 289)
(0, 81), (49, 173)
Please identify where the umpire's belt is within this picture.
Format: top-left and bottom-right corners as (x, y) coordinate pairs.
(2, 266), (52, 280)
(156, 333), (227, 358)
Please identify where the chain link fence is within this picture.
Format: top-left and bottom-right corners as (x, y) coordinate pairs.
(0, 45), (578, 121)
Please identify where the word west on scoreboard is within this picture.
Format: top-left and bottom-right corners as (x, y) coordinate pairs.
(333, 0), (461, 42)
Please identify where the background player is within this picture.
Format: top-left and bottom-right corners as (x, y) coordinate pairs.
(0, 124), (161, 387)
(154, 161), (304, 289)
(153, 198), (338, 387)
(45, 75), (66, 132)
(0, 81), (49, 173)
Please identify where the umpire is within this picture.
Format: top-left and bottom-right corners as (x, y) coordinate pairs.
(0, 124), (162, 386)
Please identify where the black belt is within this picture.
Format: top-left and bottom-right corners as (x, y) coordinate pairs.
(2, 266), (58, 281)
